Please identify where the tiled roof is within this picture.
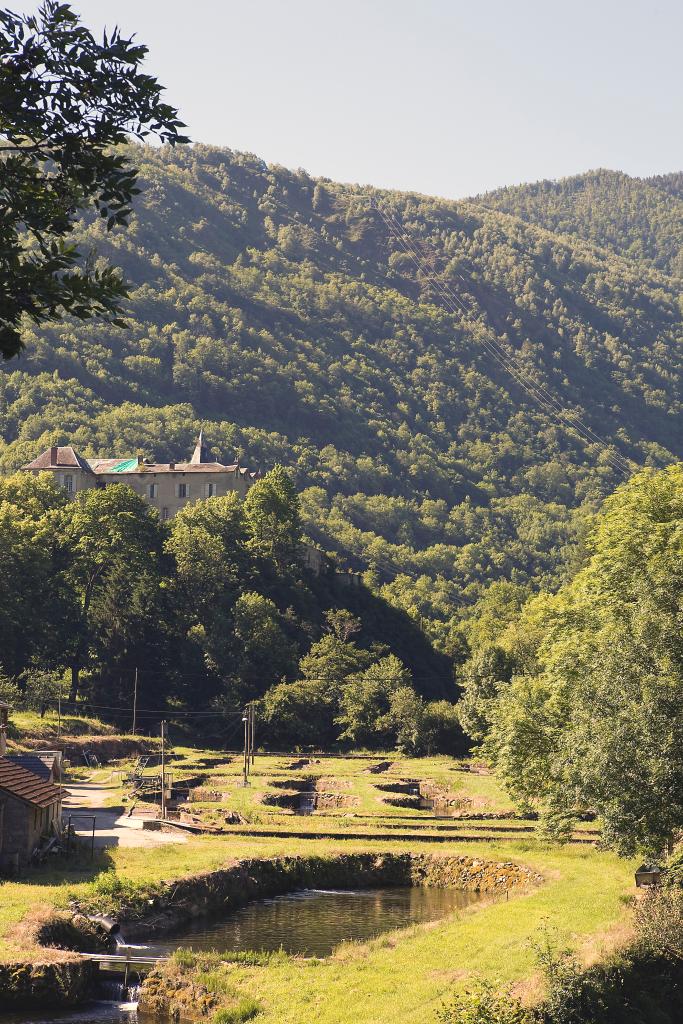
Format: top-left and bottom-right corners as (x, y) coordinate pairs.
(23, 444), (261, 479)
(22, 446), (93, 473)
(94, 462), (242, 475)
(5, 753), (56, 781)
(0, 756), (62, 807)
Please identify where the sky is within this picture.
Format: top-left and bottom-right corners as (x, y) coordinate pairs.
(55, 1), (683, 198)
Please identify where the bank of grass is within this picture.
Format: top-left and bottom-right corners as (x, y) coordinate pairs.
(127, 838), (632, 1024)
(6, 709), (116, 746)
(0, 832), (634, 969)
(172, 752), (517, 821)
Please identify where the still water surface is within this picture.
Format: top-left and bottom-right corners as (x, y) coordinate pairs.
(145, 885), (481, 958)
(1, 1005), (137, 1024)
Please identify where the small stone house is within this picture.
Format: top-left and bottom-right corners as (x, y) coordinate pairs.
(0, 757), (62, 871)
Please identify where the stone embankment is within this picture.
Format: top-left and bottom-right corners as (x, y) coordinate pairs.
(261, 776), (360, 811)
(0, 957), (96, 1010)
(0, 910), (102, 1010)
(108, 851), (541, 939)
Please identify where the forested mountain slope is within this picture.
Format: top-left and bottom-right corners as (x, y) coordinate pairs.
(1, 145), (681, 644)
(475, 168), (683, 277)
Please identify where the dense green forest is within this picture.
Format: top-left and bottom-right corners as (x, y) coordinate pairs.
(1, 146), (681, 655)
(0, 469), (456, 750)
(476, 168), (683, 277)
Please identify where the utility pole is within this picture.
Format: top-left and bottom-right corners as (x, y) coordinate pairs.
(132, 667), (138, 735)
(160, 720), (167, 819)
(57, 693), (61, 740)
(242, 708), (250, 786)
(250, 702), (256, 767)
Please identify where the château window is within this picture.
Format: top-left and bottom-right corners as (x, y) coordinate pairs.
(206, 482), (217, 497)
(148, 483), (158, 499)
(63, 474), (73, 493)
(177, 483), (188, 499)
(161, 507), (170, 520)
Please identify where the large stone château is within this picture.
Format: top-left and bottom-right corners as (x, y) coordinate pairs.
(22, 432), (261, 519)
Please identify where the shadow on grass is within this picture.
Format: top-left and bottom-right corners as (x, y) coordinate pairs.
(11, 846), (116, 888)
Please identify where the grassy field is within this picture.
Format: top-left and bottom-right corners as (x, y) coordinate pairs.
(0, 742), (638, 1022)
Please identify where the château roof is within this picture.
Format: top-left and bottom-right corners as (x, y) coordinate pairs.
(23, 436), (261, 479)
(0, 756), (62, 807)
(23, 446), (93, 473)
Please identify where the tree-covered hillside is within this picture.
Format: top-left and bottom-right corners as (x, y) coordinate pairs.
(1, 146), (681, 646)
(476, 168), (683, 277)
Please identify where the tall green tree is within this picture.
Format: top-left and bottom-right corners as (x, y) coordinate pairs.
(244, 465), (301, 570)
(0, 473), (73, 677)
(0, 1), (187, 358)
(62, 484), (166, 699)
(486, 466), (683, 856)
(166, 493), (251, 702)
(336, 654), (411, 747)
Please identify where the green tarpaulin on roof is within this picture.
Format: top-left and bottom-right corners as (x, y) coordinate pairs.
(109, 459), (138, 473)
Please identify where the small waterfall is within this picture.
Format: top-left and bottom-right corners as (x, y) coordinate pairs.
(97, 976), (141, 1004)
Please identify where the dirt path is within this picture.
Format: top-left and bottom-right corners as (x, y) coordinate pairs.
(62, 779), (187, 848)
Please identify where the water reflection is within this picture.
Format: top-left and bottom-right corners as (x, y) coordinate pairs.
(0, 1004), (137, 1024)
(145, 886), (481, 958)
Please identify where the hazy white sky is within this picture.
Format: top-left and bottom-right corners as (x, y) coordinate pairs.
(55, 1), (683, 197)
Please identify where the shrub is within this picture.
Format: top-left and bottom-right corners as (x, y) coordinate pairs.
(633, 885), (683, 961)
(438, 979), (534, 1024)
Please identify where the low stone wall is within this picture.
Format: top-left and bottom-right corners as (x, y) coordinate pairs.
(0, 957), (96, 1010)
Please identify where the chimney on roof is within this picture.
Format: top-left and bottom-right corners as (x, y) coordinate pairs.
(50, 446), (58, 465)
(169, 462), (175, 470)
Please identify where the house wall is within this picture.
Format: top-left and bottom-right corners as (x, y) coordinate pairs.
(27, 467), (253, 519)
(98, 469), (252, 519)
(0, 796), (61, 870)
(25, 467), (92, 495)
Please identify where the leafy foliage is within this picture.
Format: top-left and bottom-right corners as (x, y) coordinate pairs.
(0, 469), (453, 747)
(477, 168), (683, 277)
(479, 466), (683, 855)
(0, 1), (187, 358)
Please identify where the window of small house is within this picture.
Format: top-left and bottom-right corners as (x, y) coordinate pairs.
(149, 483), (158, 499)
(207, 482), (216, 497)
(177, 483), (188, 499)
(63, 474), (73, 493)
(161, 507), (170, 520)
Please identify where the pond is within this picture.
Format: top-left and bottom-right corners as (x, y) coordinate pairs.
(1, 1005), (137, 1024)
(141, 885), (483, 958)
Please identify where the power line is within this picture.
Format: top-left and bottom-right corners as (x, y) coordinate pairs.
(373, 201), (632, 479)
(338, 190), (632, 480)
